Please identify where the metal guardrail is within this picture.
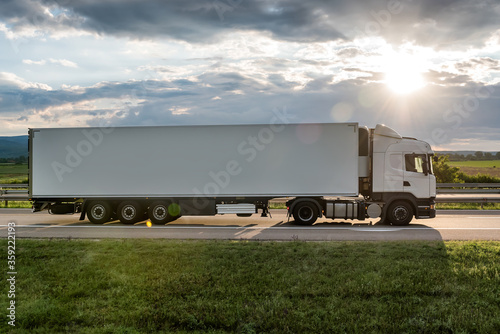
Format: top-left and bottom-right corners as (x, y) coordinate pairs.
(1, 183), (499, 206)
(0, 184), (29, 205)
(436, 183), (500, 206)
(437, 183), (500, 194)
(0, 184), (28, 188)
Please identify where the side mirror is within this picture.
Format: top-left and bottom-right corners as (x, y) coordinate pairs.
(423, 159), (429, 176)
(433, 156), (438, 162)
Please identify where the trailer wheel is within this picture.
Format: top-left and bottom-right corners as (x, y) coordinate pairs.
(292, 201), (319, 225)
(87, 201), (112, 224)
(147, 201), (172, 225)
(387, 201), (414, 226)
(117, 201), (143, 224)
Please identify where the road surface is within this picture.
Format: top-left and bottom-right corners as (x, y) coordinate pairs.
(1, 209), (499, 241)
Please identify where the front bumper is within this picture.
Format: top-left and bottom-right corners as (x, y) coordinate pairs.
(417, 199), (436, 218)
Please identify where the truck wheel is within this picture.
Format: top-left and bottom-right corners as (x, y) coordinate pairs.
(87, 201), (112, 224)
(387, 201), (414, 226)
(117, 201), (143, 224)
(292, 201), (318, 225)
(147, 201), (172, 225)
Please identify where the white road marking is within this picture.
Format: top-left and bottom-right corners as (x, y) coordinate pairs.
(467, 217), (500, 219)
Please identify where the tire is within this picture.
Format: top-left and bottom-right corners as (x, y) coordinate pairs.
(147, 201), (172, 225)
(117, 201), (143, 224)
(387, 201), (414, 226)
(87, 201), (113, 224)
(292, 201), (319, 225)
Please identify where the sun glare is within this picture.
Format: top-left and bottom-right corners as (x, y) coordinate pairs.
(384, 53), (426, 94)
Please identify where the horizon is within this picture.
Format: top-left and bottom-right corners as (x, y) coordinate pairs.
(1, 1), (499, 151)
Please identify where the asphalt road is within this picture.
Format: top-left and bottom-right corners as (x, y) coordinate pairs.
(1, 209), (499, 241)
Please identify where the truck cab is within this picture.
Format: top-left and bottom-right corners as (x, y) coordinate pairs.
(370, 124), (436, 225)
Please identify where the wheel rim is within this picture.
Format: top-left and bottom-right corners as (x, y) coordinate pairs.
(298, 206), (314, 221)
(153, 205), (167, 220)
(121, 205), (136, 220)
(393, 206), (409, 221)
(91, 205), (105, 219)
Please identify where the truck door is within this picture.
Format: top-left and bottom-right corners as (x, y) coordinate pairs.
(384, 153), (404, 192)
(403, 154), (431, 199)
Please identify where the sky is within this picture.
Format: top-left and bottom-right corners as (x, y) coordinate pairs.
(0, 0), (499, 151)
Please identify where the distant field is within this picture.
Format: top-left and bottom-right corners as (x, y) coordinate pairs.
(0, 164), (28, 184)
(0, 164), (28, 174)
(448, 160), (500, 178)
(448, 160), (500, 168)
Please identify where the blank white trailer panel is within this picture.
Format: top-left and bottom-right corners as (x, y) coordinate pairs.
(30, 123), (359, 198)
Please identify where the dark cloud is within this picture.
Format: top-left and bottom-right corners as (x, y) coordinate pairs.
(0, 0), (497, 47)
(0, 0), (84, 35)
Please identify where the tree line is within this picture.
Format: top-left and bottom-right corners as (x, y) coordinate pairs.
(0, 156), (27, 164)
(445, 151), (500, 161)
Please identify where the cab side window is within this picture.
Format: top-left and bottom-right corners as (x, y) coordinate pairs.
(405, 154), (424, 173)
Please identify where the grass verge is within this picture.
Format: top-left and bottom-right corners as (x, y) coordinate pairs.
(0, 201), (31, 208)
(1, 240), (499, 333)
(436, 203), (500, 210)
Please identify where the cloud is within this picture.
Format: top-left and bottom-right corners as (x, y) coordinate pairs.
(0, 0), (88, 39)
(48, 58), (78, 68)
(22, 59), (46, 65)
(0, 0), (498, 49)
(2, 70), (498, 147)
(0, 72), (52, 90)
(22, 58), (78, 67)
(1, 1), (499, 149)
(424, 70), (473, 86)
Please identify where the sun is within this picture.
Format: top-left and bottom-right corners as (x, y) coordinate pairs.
(384, 53), (426, 94)
(386, 68), (425, 94)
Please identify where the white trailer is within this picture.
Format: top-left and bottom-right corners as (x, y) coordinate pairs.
(29, 123), (436, 225)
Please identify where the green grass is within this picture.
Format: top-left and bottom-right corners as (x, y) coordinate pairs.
(0, 164), (28, 184)
(0, 175), (28, 184)
(436, 203), (500, 210)
(449, 160), (500, 168)
(0, 164), (28, 174)
(269, 202), (286, 209)
(0, 201), (31, 208)
(1, 240), (499, 333)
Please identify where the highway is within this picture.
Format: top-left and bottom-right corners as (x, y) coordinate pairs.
(1, 209), (499, 241)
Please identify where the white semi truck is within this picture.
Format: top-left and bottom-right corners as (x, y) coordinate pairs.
(29, 123), (436, 225)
